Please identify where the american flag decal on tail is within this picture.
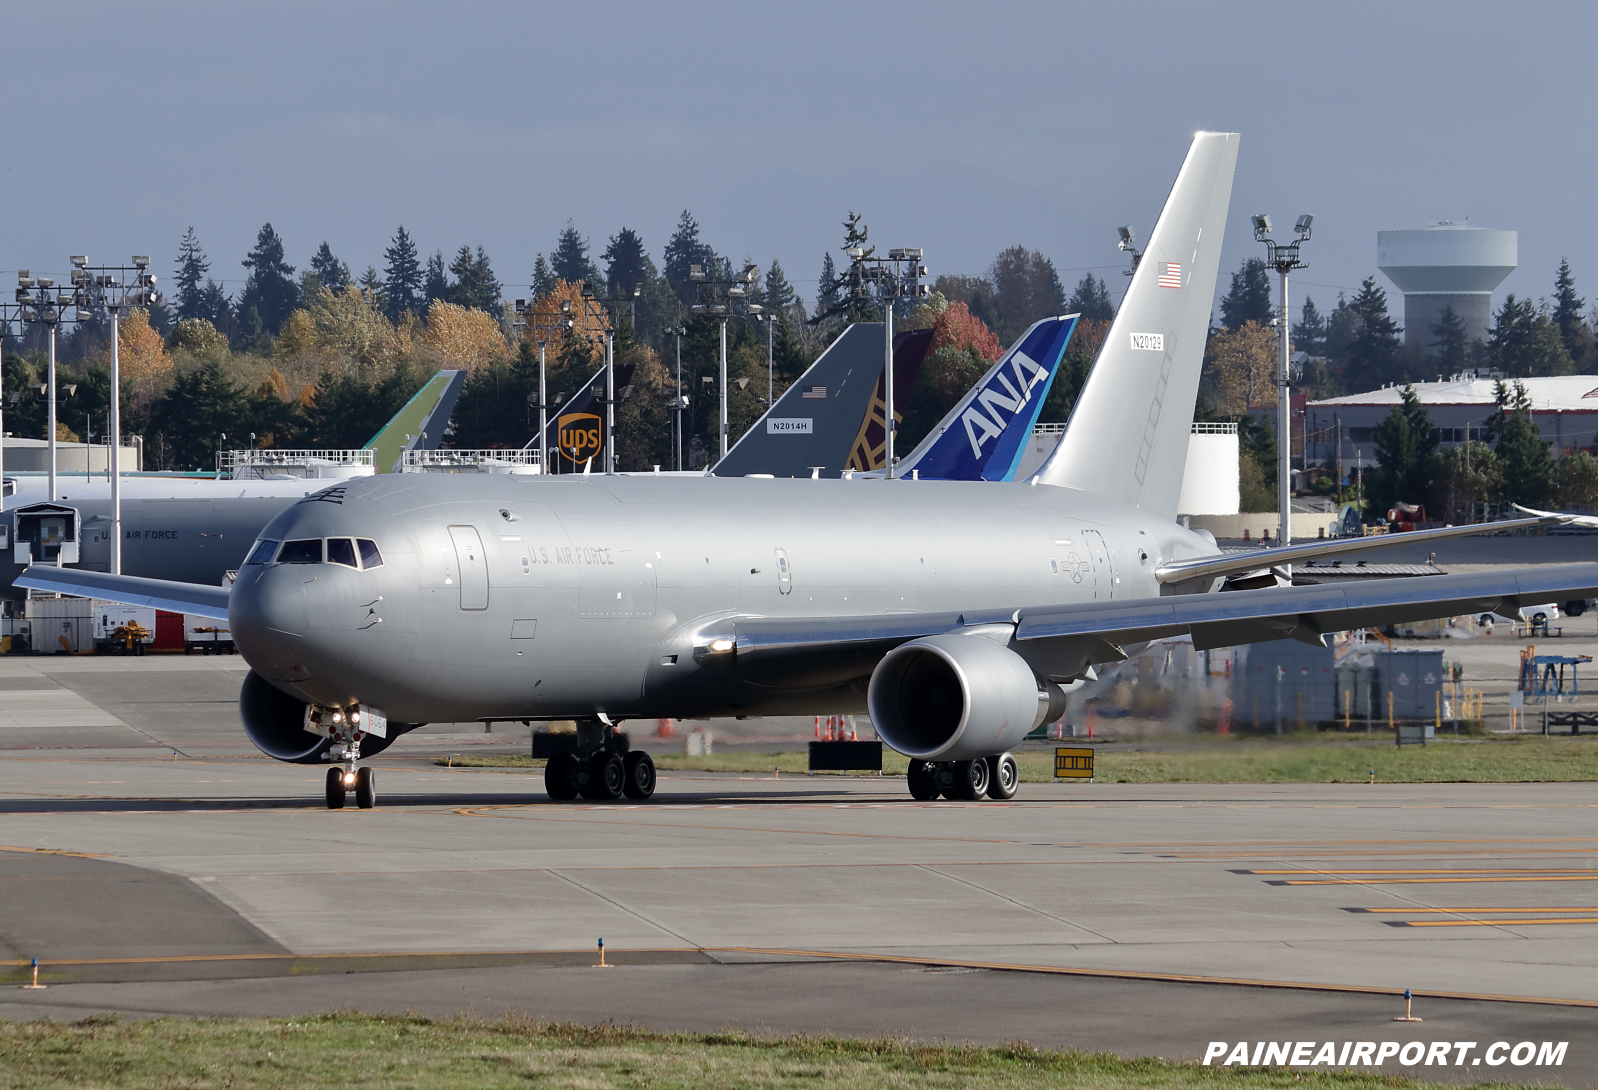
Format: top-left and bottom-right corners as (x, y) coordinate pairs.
(1158, 261), (1183, 289)
(800, 385), (827, 399)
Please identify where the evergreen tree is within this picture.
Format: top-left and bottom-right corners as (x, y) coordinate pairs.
(988, 246), (1067, 342)
(813, 211), (874, 324)
(1341, 277), (1402, 388)
(146, 356), (248, 469)
(1292, 296), (1326, 357)
(1369, 385), (1438, 514)
(235, 223), (299, 342)
(1219, 258), (1273, 330)
(423, 251), (451, 306)
(1552, 258), (1590, 366)
(308, 242), (351, 294)
(1065, 272), (1114, 322)
(199, 280), (232, 334)
(173, 227), (211, 322)
(551, 221), (598, 286)
(1485, 380), (1554, 503)
(663, 210), (717, 304)
(1429, 305), (1468, 372)
(602, 228), (650, 297)
(531, 254), (556, 300)
(816, 252), (840, 317)
(449, 245), (502, 315)
(357, 267), (387, 314)
(1489, 294), (1573, 377)
(382, 226), (423, 322)
(765, 259), (798, 313)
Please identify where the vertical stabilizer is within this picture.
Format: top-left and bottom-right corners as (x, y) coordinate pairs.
(364, 370), (466, 472)
(1034, 132), (1239, 519)
(899, 315), (1077, 481)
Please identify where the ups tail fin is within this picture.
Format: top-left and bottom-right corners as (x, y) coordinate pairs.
(898, 316), (1077, 481)
(364, 370), (466, 472)
(1034, 132), (1239, 517)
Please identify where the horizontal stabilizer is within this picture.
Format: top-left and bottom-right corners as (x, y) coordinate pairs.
(13, 567), (230, 620)
(1155, 515), (1564, 586)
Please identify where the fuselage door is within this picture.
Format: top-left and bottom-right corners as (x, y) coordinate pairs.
(448, 525), (489, 610)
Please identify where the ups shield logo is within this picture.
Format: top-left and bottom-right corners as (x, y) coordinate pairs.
(558, 412), (602, 465)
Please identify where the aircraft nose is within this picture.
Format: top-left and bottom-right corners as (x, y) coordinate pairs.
(230, 565), (310, 674)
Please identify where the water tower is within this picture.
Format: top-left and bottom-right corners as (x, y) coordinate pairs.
(1377, 223), (1516, 347)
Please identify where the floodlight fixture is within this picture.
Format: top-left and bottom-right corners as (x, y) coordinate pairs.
(689, 264), (705, 281)
(1252, 213), (1272, 239)
(132, 256), (148, 268)
(560, 299), (571, 313)
(69, 255), (87, 268)
(1294, 214), (1314, 238)
(631, 284), (641, 298)
(514, 299), (526, 311)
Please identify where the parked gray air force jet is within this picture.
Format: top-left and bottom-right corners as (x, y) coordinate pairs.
(25, 132), (1598, 810)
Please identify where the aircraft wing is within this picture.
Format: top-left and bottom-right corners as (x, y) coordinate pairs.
(726, 564), (1598, 685)
(1155, 515), (1563, 586)
(12, 567), (230, 620)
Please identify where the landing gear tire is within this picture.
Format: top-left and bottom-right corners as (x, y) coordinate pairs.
(907, 760), (940, 800)
(582, 752), (626, 801)
(622, 751), (656, 800)
(985, 752), (1018, 800)
(948, 759), (989, 801)
(355, 766), (377, 809)
(545, 753), (580, 800)
(325, 766), (347, 809)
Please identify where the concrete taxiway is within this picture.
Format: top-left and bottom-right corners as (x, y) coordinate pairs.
(2, 653), (1597, 1085)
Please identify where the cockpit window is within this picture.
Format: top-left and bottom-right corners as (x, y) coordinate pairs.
(357, 538), (383, 568)
(326, 538), (358, 568)
(245, 539), (279, 565)
(279, 539), (323, 564)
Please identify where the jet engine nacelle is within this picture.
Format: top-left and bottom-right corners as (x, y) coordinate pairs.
(238, 670), (404, 763)
(867, 632), (1050, 762)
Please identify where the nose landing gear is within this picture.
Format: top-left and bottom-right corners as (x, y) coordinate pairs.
(906, 752), (1019, 802)
(312, 705), (379, 810)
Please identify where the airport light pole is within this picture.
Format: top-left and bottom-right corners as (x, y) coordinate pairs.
(15, 269), (94, 501)
(513, 296), (574, 472)
(666, 325), (687, 471)
(73, 256), (157, 574)
(1252, 213), (1313, 548)
(689, 264), (763, 463)
(580, 282), (638, 473)
(845, 247), (929, 477)
(0, 301), (20, 497)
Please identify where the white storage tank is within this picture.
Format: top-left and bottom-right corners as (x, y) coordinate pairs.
(1177, 422), (1239, 515)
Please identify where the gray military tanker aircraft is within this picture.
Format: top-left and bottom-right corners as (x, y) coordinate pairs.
(24, 132), (1598, 811)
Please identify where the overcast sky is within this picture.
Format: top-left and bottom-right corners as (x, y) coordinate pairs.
(2, 2), (1592, 326)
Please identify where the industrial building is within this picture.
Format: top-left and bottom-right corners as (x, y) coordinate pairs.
(1377, 222), (1517, 346)
(1306, 373), (1598, 467)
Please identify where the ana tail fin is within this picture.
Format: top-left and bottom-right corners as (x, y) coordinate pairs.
(1034, 132), (1239, 518)
(898, 316), (1077, 481)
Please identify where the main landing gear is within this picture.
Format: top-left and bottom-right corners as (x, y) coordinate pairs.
(906, 752), (1019, 802)
(540, 718), (655, 802)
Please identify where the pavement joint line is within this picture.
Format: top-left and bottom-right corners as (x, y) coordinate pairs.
(912, 864), (1115, 942)
(15, 946), (1598, 1010)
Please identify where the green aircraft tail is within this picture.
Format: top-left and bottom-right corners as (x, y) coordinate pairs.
(363, 370), (467, 472)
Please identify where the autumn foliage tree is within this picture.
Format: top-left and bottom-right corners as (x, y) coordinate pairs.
(113, 309), (174, 403)
(1207, 320), (1277, 415)
(420, 300), (512, 375)
(929, 300), (1003, 362)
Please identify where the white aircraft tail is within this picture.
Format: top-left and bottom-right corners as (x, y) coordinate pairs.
(1033, 132), (1239, 519)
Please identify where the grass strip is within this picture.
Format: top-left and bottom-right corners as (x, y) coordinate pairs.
(0, 1013), (1538, 1089)
(440, 736), (1598, 784)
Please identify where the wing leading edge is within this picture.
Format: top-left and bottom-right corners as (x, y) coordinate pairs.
(13, 567), (230, 620)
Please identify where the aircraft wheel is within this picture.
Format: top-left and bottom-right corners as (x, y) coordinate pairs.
(906, 760), (940, 800)
(985, 752), (1019, 800)
(584, 752), (626, 801)
(325, 767), (347, 809)
(948, 759), (989, 801)
(544, 753), (580, 800)
(355, 767), (377, 809)
(622, 751), (656, 799)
